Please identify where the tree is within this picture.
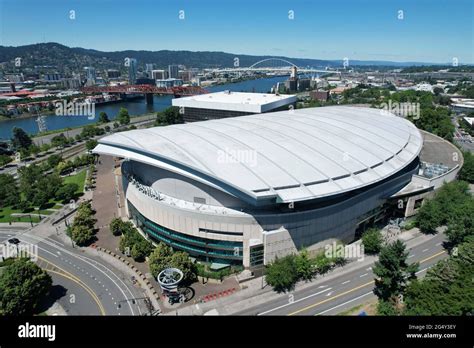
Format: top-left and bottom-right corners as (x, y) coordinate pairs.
(86, 139), (98, 152)
(265, 255), (299, 293)
(155, 106), (183, 126)
(55, 183), (79, 202)
(445, 199), (474, 246)
(0, 258), (52, 315)
(110, 218), (127, 236)
(148, 243), (196, 282)
(459, 151), (474, 183)
(403, 238), (474, 315)
(362, 228), (383, 254)
(170, 251), (196, 283)
(148, 243), (174, 277)
(294, 249), (313, 281)
(70, 224), (94, 246)
(98, 111), (110, 124)
(47, 154), (62, 168)
(11, 127), (32, 150)
(0, 154), (12, 167)
(51, 134), (68, 148)
(416, 181), (472, 236)
(0, 173), (18, 207)
(373, 240), (418, 311)
(117, 108), (130, 125)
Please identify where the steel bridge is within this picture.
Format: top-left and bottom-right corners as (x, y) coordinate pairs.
(81, 85), (208, 104)
(209, 58), (342, 75)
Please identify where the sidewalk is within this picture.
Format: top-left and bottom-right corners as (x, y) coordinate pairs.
(168, 228), (435, 315)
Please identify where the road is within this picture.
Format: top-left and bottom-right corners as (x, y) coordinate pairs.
(236, 232), (448, 316)
(0, 226), (150, 316)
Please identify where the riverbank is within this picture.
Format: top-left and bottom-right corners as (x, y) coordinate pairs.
(0, 76), (288, 140)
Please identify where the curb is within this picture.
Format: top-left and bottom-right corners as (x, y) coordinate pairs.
(96, 246), (161, 304)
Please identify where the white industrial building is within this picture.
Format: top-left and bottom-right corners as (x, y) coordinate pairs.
(171, 91), (297, 122)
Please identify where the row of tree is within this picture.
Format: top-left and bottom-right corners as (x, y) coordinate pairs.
(416, 181), (473, 247)
(111, 218), (154, 261)
(110, 217), (197, 283)
(265, 249), (345, 293)
(66, 202), (97, 246)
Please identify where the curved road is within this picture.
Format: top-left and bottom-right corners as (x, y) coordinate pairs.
(0, 228), (149, 316)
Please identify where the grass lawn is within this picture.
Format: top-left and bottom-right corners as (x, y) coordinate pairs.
(0, 206), (50, 223)
(64, 169), (87, 194)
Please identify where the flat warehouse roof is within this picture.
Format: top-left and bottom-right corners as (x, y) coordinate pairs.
(95, 106), (423, 205)
(171, 91), (297, 113)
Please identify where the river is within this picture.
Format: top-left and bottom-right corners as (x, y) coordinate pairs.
(0, 76), (288, 140)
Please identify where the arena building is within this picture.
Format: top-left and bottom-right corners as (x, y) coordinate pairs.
(94, 106), (462, 269)
(171, 90), (297, 122)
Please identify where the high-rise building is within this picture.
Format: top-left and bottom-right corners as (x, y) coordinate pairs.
(128, 58), (138, 84)
(168, 65), (179, 79)
(145, 64), (154, 78)
(84, 67), (96, 85)
(107, 69), (121, 79)
(151, 69), (167, 80)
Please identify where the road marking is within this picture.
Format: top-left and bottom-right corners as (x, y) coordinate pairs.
(422, 248), (429, 252)
(257, 287), (333, 316)
(419, 250), (446, 263)
(288, 281), (375, 316)
(326, 292), (333, 297)
(342, 280), (351, 285)
(366, 267), (372, 271)
(288, 249), (447, 316)
(359, 273), (368, 278)
(408, 254), (415, 258)
(316, 291), (373, 315)
(36, 255), (106, 315)
(436, 242), (442, 246)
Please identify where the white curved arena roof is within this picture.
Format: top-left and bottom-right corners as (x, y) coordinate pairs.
(94, 106), (423, 204)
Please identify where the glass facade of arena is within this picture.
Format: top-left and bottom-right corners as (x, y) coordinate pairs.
(128, 202), (243, 265)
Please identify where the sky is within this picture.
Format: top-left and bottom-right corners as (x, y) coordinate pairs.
(0, 0), (473, 64)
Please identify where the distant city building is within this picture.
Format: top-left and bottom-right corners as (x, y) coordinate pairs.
(156, 78), (183, 88)
(298, 78), (311, 91)
(145, 63), (154, 77)
(284, 79), (297, 92)
(61, 77), (82, 90)
(84, 67), (96, 85)
(172, 90), (297, 122)
(463, 117), (474, 129)
(451, 98), (474, 114)
(107, 69), (121, 79)
(179, 70), (196, 82)
(151, 69), (167, 80)
(128, 58), (138, 84)
(310, 90), (330, 102)
(43, 73), (61, 81)
(136, 77), (155, 85)
(290, 66), (297, 79)
(415, 83), (433, 93)
(168, 65), (179, 79)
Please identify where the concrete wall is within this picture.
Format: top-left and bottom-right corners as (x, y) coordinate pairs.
(124, 157), (417, 267)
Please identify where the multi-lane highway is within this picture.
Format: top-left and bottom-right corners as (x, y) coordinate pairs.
(0, 227), (149, 316)
(236, 232), (448, 316)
